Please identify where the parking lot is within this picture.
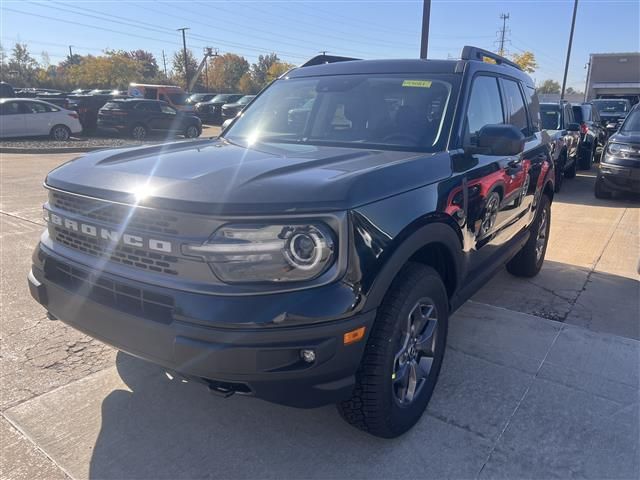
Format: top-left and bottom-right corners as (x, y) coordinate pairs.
(1, 152), (638, 479)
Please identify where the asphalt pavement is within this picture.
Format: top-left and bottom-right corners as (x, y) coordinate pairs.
(1, 151), (638, 480)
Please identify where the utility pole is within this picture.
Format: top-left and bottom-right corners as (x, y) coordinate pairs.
(561, 0), (579, 101)
(162, 50), (168, 78)
(68, 45), (73, 58)
(497, 13), (509, 57)
(420, 0), (431, 59)
(177, 27), (190, 92)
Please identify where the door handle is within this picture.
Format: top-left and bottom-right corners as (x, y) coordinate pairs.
(507, 158), (522, 168)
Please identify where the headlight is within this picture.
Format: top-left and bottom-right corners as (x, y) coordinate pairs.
(607, 143), (633, 155)
(182, 223), (335, 283)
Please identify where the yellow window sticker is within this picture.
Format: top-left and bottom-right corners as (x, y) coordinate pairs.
(402, 80), (432, 88)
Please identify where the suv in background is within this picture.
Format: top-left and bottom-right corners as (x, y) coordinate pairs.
(540, 101), (581, 191)
(221, 95), (256, 122)
(186, 93), (218, 106)
(194, 93), (244, 124)
(29, 47), (554, 438)
(573, 103), (607, 165)
(595, 104), (640, 198)
(593, 98), (632, 135)
(97, 99), (201, 140)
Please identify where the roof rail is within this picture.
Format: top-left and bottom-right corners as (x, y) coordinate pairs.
(300, 54), (360, 68)
(460, 46), (522, 71)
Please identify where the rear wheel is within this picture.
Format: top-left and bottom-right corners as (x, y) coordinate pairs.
(564, 153), (576, 179)
(554, 154), (565, 193)
(131, 124), (147, 141)
(506, 193), (551, 278)
(579, 144), (594, 170)
(184, 124), (200, 138)
(50, 125), (71, 141)
(337, 263), (448, 438)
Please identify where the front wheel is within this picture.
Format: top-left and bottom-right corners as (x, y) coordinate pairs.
(506, 194), (551, 278)
(594, 176), (613, 199)
(131, 124), (148, 141)
(338, 263), (448, 438)
(579, 145), (594, 170)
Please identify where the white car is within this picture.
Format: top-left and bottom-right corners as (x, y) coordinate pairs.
(0, 98), (82, 140)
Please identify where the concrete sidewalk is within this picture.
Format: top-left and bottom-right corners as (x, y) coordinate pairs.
(4, 301), (638, 480)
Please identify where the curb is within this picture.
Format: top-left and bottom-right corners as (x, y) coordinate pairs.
(0, 146), (110, 154)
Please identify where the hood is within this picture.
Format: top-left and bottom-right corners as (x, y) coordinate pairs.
(609, 131), (640, 145)
(45, 139), (451, 215)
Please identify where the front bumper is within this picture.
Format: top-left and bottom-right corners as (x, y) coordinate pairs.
(29, 245), (375, 408)
(597, 162), (640, 193)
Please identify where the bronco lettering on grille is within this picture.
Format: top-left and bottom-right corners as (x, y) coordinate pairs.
(45, 210), (173, 253)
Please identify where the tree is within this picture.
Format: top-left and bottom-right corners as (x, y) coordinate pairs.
(538, 79), (561, 94)
(510, 51), (538, 73)
(122, 50), (159, 81)
(208, 53), (250, 92)
(65, 52), (143, 89)
(238, 72), (258, 94)
(7, 43), (39, 85)
(171, 49), (199, 89)
(565, 86), (584, 96)
(265, 61), (295, 84)
(251, 53), (280, 88)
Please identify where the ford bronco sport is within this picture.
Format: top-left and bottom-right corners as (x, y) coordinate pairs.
(29, 47), (554, 438)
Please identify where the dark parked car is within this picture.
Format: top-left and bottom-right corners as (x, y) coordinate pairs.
(194, 93), (244, 124)
(540, 101), (582, 191)
(186, 93), (218, 106)
(29, 47), (555, 438)
(221, 95), (255, 121)
(595, 104), (640, 198)
(573, 103), (607, 163)
(68, 94), (114, 133)
(0, 81), (15, 98)
(593, 98), (632, 135)
(97, 99), (201, 140)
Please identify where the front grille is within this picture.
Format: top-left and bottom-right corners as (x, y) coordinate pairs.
(45, 258), (174, 324)
(53, 226), (179, 275)
(50, 191), (179, 235)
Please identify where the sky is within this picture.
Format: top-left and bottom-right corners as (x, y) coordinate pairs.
(1, 0), (639, 90)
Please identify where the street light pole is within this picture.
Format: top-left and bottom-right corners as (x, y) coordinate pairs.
(561, 0), (579, 101)
(177, 27), (190, 92)
(420, 0), (431, 59)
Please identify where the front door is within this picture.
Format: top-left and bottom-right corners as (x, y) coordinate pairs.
(0, 101), (27, 137)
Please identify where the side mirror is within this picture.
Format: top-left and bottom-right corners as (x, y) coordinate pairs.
(221, 118), (233, 132)
(566, 122), (580, 132)
(471, 124), (525, 156)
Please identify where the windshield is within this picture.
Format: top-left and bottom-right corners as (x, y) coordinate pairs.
(620, 109), (640, 133)
(224, 74), (456, 151)
(593, 100), (630, 113)
(167, 93), (188, 105)
(540, 104), (561, 130)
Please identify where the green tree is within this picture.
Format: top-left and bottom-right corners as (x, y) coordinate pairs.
(238, 72), (258, 94)
(565, 86), (584, 96)
(538, 79), (561, 94)
(250, 53), (280, 88)
(66, 52), (143, 89)
(7, 43), (39, 85)
(171, 49), (200, 89)
(208, 53), (250, 92)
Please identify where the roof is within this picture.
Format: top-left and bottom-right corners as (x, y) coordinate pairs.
(286, 57), (534, 86)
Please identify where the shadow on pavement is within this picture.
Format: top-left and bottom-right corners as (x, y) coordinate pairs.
(553, 169), (640, 207)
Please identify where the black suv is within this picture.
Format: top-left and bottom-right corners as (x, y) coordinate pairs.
(29, 47), (554, 438)
(97, 99), (202, 140)
(573, 103), (607, 163)
(593, 98), (632, 136)
(595, 104), (640, 198)
(540, 101), (581, 191)
(194, 93), (244, 124)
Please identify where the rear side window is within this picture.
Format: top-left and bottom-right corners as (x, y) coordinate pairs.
(0, 101), (22, 115)
(502, 79), (529, 136)
(572, 106), (584, 123)
(540, 104), (561, 130)
(135, 102), (161, 112)
(26, 102), (52, 113)
(524, 86), (540, 132)
(465, 76), (504, 143)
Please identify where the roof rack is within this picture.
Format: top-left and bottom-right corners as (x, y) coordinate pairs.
(300, 54), (361, 68)
(461, 46), (522, 71)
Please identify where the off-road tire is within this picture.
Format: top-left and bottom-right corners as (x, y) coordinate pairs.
(506, 194), (551, 277)
(594, 177), (612, 199)
(337, 263), (448, 438)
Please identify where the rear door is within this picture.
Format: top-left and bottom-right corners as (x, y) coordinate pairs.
(456, 74), (525, 276)
(135, 102), (164, 130)
(0, 101), (27, 137)
(159, 103), (180, 131)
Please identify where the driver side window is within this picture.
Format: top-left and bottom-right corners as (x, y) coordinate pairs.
(465, 76), (504, 145)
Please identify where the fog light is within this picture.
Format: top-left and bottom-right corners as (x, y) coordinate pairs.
(300, 349), (316, 363)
